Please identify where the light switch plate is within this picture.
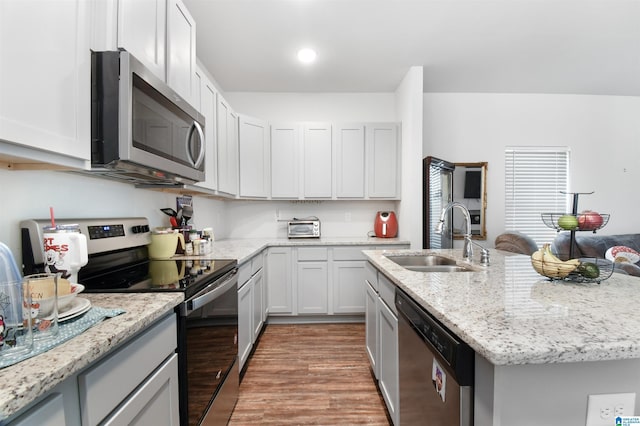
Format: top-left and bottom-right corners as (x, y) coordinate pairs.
(586, 393), (636, 426)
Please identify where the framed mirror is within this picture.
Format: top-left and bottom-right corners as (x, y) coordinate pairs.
(452, 162), (487, 241)
(423, 157), (487, 248)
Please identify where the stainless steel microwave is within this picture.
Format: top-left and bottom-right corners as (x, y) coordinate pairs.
(90, 50), (205, 185)
(288, 218), (321, 239)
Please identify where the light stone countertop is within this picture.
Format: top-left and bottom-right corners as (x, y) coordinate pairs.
(364, 248), (640, 366)
(183, 236), (410, 265)
(0, 292), (183, 421)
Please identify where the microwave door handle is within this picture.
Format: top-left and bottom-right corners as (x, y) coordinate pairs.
(186, 121), (205, 168)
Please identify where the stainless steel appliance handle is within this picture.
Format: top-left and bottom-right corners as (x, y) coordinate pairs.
(182, 269), (237, 316)
(186, 121), (205, 168)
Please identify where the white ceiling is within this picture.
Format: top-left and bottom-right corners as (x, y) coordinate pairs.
(184, 0), (640, 95)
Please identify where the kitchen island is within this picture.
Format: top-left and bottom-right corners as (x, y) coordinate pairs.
(364, 248), (640, 425)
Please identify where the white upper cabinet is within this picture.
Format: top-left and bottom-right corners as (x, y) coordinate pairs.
(0, 0), (91, 168)
(167, 0), (197, 104)
(238, 115), (270, 198)
(303, 123), (332, 198)
(334, 124), (366, 198)
(93, 0), (196, 105)
(216, 94), (238, 196)
(116, 0), (166, 80)
(195, 69), (218, 191)
(367, 123), (400, 199)
(270, 123), (301, 199)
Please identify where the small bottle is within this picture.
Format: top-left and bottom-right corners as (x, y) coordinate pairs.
(185, 242), (194, 256)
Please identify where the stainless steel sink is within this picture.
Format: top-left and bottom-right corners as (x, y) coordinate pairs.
(384, 255), (474, 272)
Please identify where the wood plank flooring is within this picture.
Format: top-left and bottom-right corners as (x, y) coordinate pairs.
(229, 323), (391, 425)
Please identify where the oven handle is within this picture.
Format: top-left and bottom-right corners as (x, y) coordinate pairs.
(181, 268), (238, 316)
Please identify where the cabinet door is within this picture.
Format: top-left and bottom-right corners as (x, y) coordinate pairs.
(195, 76), (218, 190)
(238, 278), (253, 371)
(0, 0), (90, 166)
(332, 260), (366, 314)
(166, 0), (196, 103)
(252, 270), (264, 343)
(239, 115), (270, 198)
(367, 123), (400, 198)
(378, 300), (399, 425)
(271, 123), (301, 198)
(303, 123), (332, 198)
(335, 124), (365, 198)
(9, 394), (66, 426)
(102, 354), (180, 426)
(117, 0), (166, 80)
(266, 247), (293, 314)
(297, 261), (328, 314)
(217, 95), (238, 196)
(365, 280), (379, 379)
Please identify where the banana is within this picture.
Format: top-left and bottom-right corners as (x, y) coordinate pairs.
(530, 244), (580, 279)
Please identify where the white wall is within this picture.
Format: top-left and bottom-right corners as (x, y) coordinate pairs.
(0, 169), (228, 265)
(225, 200), (396, 239)
(423, 93), (640, 247)
(394, 66), (424, 249)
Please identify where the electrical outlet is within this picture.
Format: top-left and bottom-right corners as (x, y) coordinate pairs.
(586, 393), (636, 426)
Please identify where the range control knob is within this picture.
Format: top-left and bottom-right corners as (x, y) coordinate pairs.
(131, 225), (149, 234)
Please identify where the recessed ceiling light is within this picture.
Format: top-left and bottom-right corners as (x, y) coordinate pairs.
(297, 48), (317, 64)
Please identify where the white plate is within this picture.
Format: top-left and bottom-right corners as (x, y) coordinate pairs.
(605, 246), (640, 264)
(59, 297), (91, 321)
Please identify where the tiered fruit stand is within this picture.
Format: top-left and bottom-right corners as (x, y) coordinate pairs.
(539, 191), (613, 283)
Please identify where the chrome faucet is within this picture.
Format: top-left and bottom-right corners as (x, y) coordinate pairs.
(436, 201), (490, 265)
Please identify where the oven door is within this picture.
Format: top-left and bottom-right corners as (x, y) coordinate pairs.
(177, 269), (238, 426)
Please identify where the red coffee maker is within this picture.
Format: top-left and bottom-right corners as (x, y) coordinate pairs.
(374, 211), (398, 238)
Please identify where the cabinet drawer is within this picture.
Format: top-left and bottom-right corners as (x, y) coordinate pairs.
(365, 262), (378, 292)
(251, 252), (264, 275)
(79, 314), (177, 426)
(238, 260), (252, 285)
(297, 247), (328, 261)
(378, 273), (397, 315)
(332, 246), (368, 261)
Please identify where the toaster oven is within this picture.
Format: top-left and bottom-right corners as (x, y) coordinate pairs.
(288, 218), (321, 239)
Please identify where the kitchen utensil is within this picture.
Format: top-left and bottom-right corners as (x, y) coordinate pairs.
(374, 211), (398, 238)
(180, 205), (193, 226)
(149, 231), (185, 259)
(160, 208), (179, 228)
(43, 224), (88, 284)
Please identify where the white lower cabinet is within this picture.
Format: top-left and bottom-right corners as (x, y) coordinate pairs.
(365, 262), (399, 425)
(297, 261), (329, 314)
(9, 313), (179, 426)
(101, 354), (179, 426)
(237, 252), (266, 372)
(9, 393), (67, 426)
(332, 260), (366, 314)
(79, 314), (179, 426)
(266, 247), (294, 314)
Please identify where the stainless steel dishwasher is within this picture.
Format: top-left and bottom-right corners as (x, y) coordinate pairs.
(396, 288), (474, 425)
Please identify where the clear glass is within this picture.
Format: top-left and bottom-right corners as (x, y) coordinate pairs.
(23, 273), (59, 341)
(0, 279), (33, 357)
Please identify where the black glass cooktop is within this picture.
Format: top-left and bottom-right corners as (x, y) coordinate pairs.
(78, 246), (236, 299)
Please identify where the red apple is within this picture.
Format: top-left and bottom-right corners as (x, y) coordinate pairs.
(578, 210), (603, 230)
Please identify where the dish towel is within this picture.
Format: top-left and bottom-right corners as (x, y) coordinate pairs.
(0, 307), (125, 369)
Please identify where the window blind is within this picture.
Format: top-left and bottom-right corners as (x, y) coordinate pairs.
(505, 147), (570, 246)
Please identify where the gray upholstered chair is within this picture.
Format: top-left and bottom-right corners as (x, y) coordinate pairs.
(494, 231), (538, 255)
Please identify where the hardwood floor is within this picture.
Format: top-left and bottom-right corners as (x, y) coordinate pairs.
(229, 323), (391, 425)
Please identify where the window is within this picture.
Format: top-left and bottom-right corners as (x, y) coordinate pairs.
(505, 147), (570, 246)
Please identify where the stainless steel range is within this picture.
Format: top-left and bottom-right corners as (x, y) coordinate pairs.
(20, 217), (239, 426)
